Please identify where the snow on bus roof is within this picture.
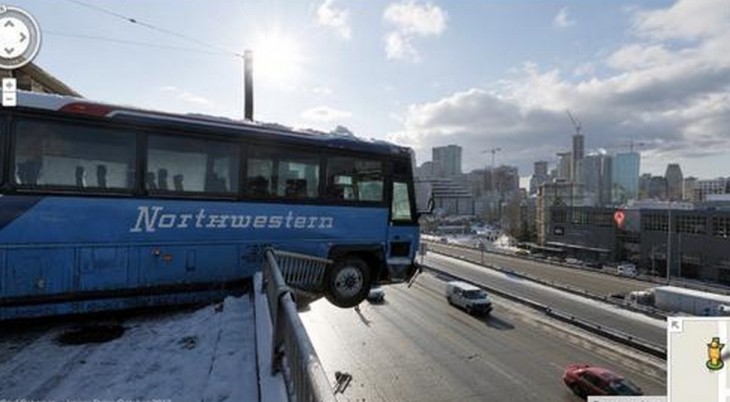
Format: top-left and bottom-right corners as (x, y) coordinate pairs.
(16, 91), (408, 153)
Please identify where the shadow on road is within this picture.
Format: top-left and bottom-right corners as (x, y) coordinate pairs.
(353, 306), (372, 327)
(482, 314), (515, 331)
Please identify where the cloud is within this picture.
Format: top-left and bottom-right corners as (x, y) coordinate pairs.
(311, 86), (334, 96)
(383, 1), (447, 35)
(158, 86), (213, 107)
(383, 1), (448, 62)
(301, 106), (352, 122)
(388, 0), (730, 176)
(632, 0), (730, 40)
(385, 31), (420, 62)
(553, 8), (575, 28)
(317, 0), (351, 39)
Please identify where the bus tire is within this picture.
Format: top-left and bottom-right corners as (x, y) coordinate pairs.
(325, 257), (371, 308)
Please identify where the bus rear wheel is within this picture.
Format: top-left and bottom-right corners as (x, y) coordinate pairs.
(325, 257), (371, 308)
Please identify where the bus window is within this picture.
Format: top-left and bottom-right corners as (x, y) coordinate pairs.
(14, 119), (136, 190)
(326, 157), (383, 202)
(147, 135), (238, 194)
(247, 155), (274, 196)
(277, 154), (319, 199)
(392, 181), (413, 221)
(246, 147), (320, 199)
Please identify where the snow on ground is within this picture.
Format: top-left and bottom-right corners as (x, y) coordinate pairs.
(0, 296), (259, 402)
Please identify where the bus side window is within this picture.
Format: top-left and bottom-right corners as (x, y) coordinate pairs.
(276, 154), (319, 199)
(326, 157), (383, 202)
(246, 156), (273, 197)
(246, 147), (320, 199)
(75, 166), (86, 188)
(13, 119), (136, 191)
(147, 135), (238, 195)
(173, 174), (184, 191)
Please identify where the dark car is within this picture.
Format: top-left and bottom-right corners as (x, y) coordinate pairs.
(563, 364), (643, 399)
(584, 260), (603, 269)
(366, 286), (385, 303)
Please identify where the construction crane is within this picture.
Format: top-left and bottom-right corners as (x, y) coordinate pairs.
(566, 110), (582, 136)
(482, 148), (502, 170)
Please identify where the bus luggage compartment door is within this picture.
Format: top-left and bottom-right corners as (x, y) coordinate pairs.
(5, 248), (74, 297)
(79, 247), (130, 291)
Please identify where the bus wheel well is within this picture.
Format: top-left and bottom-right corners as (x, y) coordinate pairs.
(328, 248), (384, 284)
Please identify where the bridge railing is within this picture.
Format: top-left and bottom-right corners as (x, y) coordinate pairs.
(262, 248), (336, 402)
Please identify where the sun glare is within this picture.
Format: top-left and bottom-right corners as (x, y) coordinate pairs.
(251, 31), (303, 86)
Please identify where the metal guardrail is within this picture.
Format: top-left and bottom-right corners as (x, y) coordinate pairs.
(273, 249), (332, 293)
(262, 249), (337, 402)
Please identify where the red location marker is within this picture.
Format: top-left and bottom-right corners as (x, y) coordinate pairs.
(614, 210), (625, 228)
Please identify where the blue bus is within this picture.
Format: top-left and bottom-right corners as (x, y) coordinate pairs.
(0, 91), (423, 320)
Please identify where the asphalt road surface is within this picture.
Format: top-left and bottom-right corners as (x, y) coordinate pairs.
(301, 274), (666, 402)
(423, 252), (667, 347)
(428, 242), (651, 296)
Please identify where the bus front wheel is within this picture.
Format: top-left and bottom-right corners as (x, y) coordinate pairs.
(325, 257), (372, 308)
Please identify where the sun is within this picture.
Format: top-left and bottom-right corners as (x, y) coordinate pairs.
(251, 30), (303, 87)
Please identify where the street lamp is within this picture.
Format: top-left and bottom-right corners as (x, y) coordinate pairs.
(482, 148), (501, 223)
(666, 202), (674, 284)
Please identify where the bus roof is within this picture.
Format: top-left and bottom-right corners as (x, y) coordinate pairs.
(14, 91), (412, 158)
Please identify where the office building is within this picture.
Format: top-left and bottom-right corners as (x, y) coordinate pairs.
(432, 145), (462, 177)
(529, 161), (550, 195)
(693, 178), (728, 201)
(684, 177), (697, 201)
(572, 134), (585, 181)
(556, 152), (572, 181)
(665, 164), (683, 201)
(611, 152), (640, 203)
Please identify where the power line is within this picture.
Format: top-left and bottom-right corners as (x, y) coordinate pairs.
(64, 0), (244, 58)
(45, 30), (235, 57)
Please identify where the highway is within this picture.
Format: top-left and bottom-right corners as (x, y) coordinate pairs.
(301, 273), (666, 402)
(423, 252), (666, 347)
(428, 242), (653, 296)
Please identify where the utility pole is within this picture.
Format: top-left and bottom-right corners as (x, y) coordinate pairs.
(244, 50), (254, 121)
(666, 204), (672, 284)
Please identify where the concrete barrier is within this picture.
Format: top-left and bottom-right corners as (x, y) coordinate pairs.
(426, 242), (668, 320)
(421, 263), (667, 360)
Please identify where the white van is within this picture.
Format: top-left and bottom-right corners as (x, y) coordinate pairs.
(445, 281), (492, 315)
(617, 263), (638, 277)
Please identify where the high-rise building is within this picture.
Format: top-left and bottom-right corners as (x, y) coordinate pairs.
(577, 155), (601, 194)
(648, 176), (668, 200)
(599, 155), (613, 205)
(432, 145), (462, 177)
(489, 165), (519, 195)
(572, 134), (585, 181)
(529, 161), (549, 195)
(683, 177), (697, 201)
(576, 154), (613, 206)
(534, 161), (548, 177)
(557, 152), (572, 181)
(611, 152), (640, 203)
(694, 178), (728, 201)
(639, 173), (652, 199)
(665, 164), (683, 201)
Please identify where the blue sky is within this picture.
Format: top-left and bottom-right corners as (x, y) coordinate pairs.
(16, 0), (730, 183)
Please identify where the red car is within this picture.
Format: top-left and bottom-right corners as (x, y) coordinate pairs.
(563, 363), (643, 399)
